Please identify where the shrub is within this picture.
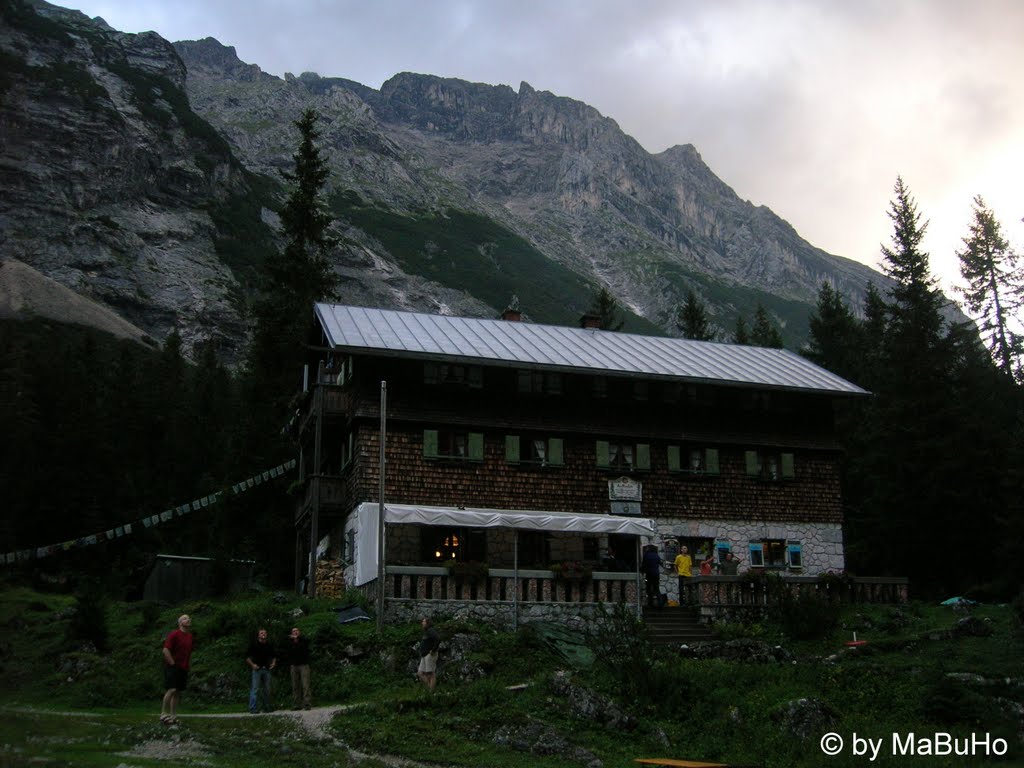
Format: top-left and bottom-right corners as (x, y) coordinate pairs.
(769, 590), (840, 641)
(66, 581), (109, 653)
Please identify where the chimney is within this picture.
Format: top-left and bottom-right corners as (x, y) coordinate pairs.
(501, 294), (521, 321)
(580, 313), (602, 329)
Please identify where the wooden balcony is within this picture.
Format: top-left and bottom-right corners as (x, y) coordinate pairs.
(295, 475), (348, 524)
(384, 566), (639, 604)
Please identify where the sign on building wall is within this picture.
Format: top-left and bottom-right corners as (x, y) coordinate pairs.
(608, 477), (642, 501)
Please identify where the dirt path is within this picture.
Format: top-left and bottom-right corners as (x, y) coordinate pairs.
(180, 703), (360, 738)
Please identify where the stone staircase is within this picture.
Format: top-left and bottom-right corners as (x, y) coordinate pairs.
(642, 605), (715, 646)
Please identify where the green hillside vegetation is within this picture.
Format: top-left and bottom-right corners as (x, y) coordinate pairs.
(1, 586), (1021, 767)
(331, 191), (662, 333)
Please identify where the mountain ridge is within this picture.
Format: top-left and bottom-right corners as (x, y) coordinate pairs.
(2, 0), (900, 361)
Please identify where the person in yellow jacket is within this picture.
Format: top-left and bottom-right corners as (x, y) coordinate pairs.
(674, 544), (693, 605)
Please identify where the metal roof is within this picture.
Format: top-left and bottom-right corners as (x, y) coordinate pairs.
(314, 304), (868, 396)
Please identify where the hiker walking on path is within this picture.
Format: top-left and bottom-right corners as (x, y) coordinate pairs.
(417, 617), (440, 693)
(161, 614), (193, 725)
(287, 627), (313, 710)
(246, 628), (277, 713)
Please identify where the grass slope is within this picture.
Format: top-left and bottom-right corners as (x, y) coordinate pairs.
(1, 585), (1022, 767)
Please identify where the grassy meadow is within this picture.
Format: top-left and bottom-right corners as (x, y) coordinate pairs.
(1, 584), (1021, 767)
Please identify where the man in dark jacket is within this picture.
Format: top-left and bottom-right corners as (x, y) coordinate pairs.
(416, 616), (440, 693)
(245, 628), (276, 713)
(287, 627), (312, 710)
(641, 544), (663, 608)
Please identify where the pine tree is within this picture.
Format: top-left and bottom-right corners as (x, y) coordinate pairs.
(676, 289), (715, 341)
(587, 287), (625, 331)
(750, 303), (784, 348)
(732, 315), (750, 345)
(249, 108), (340, 415)
(804, 282), (863, 382)
(956, 195), (1023, 380)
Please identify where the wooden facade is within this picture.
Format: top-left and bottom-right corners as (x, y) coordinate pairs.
(294, 335), (854, 597)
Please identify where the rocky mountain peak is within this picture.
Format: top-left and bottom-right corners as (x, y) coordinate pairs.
(172, 37), (270, 83)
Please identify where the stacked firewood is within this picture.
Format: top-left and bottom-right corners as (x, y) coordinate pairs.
(315, 560), (346, 599)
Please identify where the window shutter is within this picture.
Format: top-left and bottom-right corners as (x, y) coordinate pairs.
(635, 443), (651, 470)
(667, 446), (681, 472)
(745, 450), (760, 476)
(787, 542), (803, 568)
(424, 362), (439, 385)
(596, 440), (610, 468)
(423, 429), (439, 458)
(517, 370), (531, 393)
(548, 438), (564, 466)
(705, 448), (720, 474)
(781, 452), (795, 479)
(468, 432), (484, 460)
(505, 435), (520, 463)
(468, 366), (483, 389)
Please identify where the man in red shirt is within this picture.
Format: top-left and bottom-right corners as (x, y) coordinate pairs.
(161, 614), (194, 725)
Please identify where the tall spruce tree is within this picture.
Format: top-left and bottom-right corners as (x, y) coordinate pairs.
(587, 287), (625, 331)
(732, 315), (750, 345)
(750, 303), (784, 348)
(247, 109), (339, 446)
(676, 289), (716, 340)
(804, 282), (863, 383)
(956, 195), (1023, 380)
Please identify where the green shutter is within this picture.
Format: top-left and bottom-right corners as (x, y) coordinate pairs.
(423, 429), (439, 458)
(548, 438), (564, 466)
(745, 450), (760, 476)
(468, 366), (483, 389)
(424, 362), (438, 385)
(705, 448), (720, 474)
(635, 443), (651, 470)
(781, 452), (795, 479)
(667, 446), (681, 472)
(596, 440), (610, 468)
(505, 435), (520, 463)
(468, 432), (484, 461)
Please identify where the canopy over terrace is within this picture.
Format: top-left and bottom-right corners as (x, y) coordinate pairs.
(354, 502), (657, 586)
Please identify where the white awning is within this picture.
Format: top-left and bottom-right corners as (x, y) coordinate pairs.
(353, 502), (655, 586)
(382, 503), (656, 535)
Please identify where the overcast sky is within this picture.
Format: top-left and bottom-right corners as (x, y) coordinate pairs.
(59, 0), (1024, 300)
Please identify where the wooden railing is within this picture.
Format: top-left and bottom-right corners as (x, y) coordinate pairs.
(682, 574), (909, 609)
(384, 566), (639, 604)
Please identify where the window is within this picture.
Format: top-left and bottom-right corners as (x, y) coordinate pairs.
(519, 531), (549, 568)
(749, 539), (787, 568)
(421, 527), (487, 563)
(744, 450), (795, 481)
(505, 435), (564, 466)
(592, 376), (608, 399)
(340, 431), (354, 470)
(424, 362), (483, 389)
(632, 381), (649, 401)
(667, 446), (720, 474)
(517, 370), (563, 395)
(596, 440), (650, 471)
(423, 429), (484, 461)
(662, 383), (682, 403)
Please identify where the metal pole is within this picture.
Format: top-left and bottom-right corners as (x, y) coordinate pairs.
(376, 381), (387, 631)
(308, 383), (323, 598)
(512, 530), (519, 631)
(635, 537), (642, 619)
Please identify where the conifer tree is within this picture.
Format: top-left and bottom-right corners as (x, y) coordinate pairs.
(249, 108), (339, 414)
(750, 303), (784, 348)
(956, 195), (1023, 380)
(587, 287), (625, 331)
(804, 282), (862, 382)
(676, 289), (715, 341)
(732, 315), (750, 345)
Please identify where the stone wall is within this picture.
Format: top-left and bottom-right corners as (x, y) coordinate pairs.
(384, 597), (627, 631)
